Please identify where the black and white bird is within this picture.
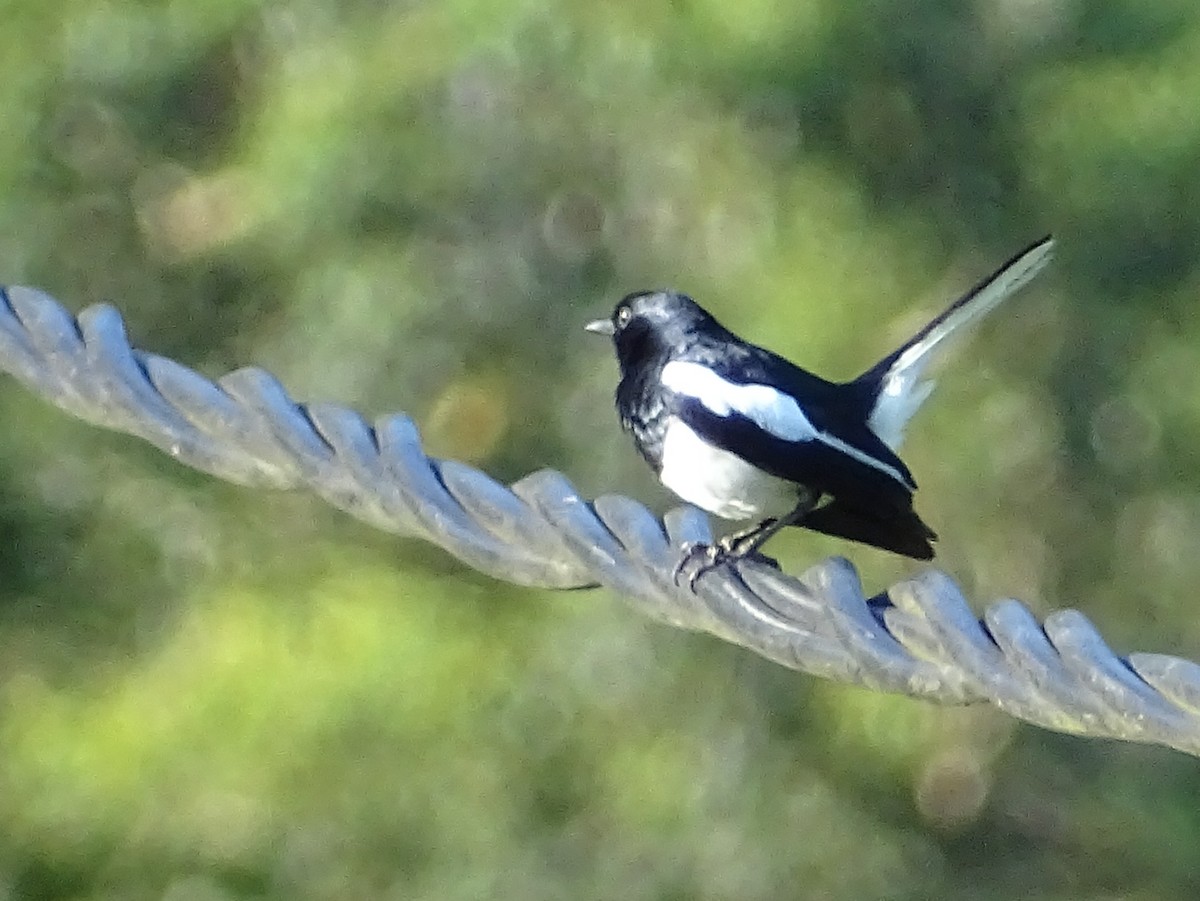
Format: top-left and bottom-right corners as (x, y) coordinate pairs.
(587, 236), (1055, 585)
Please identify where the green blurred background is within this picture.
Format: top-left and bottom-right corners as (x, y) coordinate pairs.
(1, 0), (1199, 898)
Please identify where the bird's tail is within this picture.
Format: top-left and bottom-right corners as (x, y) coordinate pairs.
(802, 498), (937, 560)
(851, 236), (1055, 452)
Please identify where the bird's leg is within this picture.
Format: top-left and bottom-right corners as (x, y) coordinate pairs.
(673, 490), (819, 589)
(671, 521), (777, 587)
(715, 519), (777, 557)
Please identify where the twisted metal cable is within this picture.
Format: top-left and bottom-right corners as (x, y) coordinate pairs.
(1, 285), (1198, 757)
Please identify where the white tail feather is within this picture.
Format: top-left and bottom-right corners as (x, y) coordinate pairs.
(867, 237), (1056, 451)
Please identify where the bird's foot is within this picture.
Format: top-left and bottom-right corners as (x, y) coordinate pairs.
(671, 536), (780, 590)
(671, 542), (723, 589)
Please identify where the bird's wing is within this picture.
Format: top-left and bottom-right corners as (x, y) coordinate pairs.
(853, 236), (1055, 451)
(662, 359), (916, 511)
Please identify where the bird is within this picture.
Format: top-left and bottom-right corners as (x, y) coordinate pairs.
(586, 236), (1055, 586)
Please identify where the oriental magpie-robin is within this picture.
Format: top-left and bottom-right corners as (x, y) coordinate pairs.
(586, 236), (1055, 585)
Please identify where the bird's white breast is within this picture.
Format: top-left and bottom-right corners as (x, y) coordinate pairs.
(659, 417), (800, 520)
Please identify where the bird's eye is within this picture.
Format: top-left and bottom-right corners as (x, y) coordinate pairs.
(616, 306), (632, 326)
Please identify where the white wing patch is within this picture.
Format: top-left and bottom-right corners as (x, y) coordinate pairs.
(662, 359), (815, 440)
(869, 237), (1055, 451)
(661, 360), (910, 488)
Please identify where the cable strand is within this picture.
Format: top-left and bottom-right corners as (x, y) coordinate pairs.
(1, 284), (1198, 757)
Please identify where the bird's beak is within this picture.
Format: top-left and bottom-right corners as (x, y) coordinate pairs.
(585, 319), (615, 336)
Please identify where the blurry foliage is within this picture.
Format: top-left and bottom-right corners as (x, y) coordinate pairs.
(1, 0), (1200, 898)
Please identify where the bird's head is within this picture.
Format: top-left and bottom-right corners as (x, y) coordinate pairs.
(585, 290), (715, 368)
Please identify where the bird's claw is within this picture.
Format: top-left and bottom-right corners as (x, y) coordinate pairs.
(671, 541), (723, 589)
(671, 537), (780, 590)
